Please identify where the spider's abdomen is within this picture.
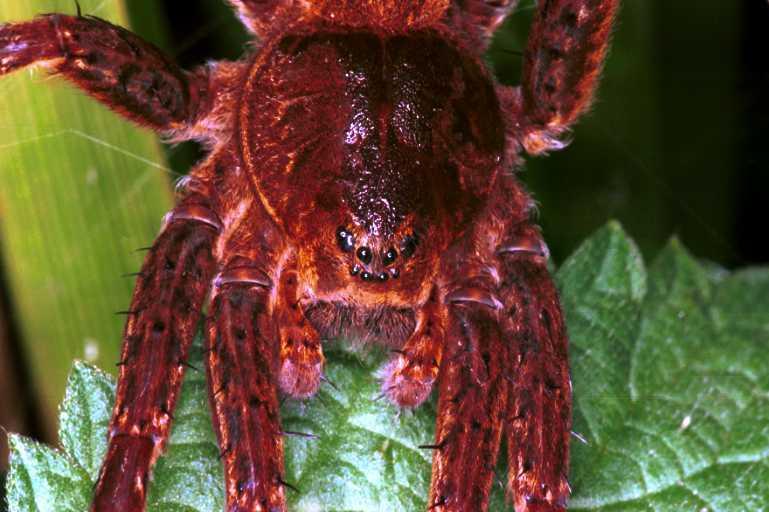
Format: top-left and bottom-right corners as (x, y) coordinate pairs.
(241, 30), (504, 238)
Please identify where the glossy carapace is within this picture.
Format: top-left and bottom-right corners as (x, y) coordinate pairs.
(242, 31), (504, 296)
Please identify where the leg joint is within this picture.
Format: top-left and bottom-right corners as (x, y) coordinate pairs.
(213, 266), (273, 290)
(445, 286), (503, 310)
(163, 203), (223, 232)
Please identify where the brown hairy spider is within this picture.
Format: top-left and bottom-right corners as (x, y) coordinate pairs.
(0, 1), (618, 510)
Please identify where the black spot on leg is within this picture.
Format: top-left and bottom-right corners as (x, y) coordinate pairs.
(544, 76), (557, 94)
(224, 290), (241, 308)
(540, 308), (556, 342)
(226, 409), (242, 444)
(561, 9), (578, 28)
(544, 376), (561, 397)
(548, 44), (565, 60)
(428, 496), (447, 509)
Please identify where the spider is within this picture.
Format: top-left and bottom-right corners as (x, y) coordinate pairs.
(0, 1), (618, 510)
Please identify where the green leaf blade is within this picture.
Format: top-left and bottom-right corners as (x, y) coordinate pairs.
(556, 222), (646, 445)
(568, 234), (769, 511)
(0, 0), (175, 432)
(6, 434), (90, 512)
(58, 361), (115, 481)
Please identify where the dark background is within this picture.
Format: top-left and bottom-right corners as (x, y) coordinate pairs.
(146, 0), (769, 268)
(1, 0), (768, 506)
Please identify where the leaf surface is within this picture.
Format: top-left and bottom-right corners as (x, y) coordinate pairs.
(6, 224), (769, 511)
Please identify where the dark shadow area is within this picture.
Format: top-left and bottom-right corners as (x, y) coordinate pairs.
(155, 0), (768, 267)
(0, 245), (48, 475)
(736, 0), (769, 264)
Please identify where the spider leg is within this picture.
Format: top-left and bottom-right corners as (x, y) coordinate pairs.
(379, 289), (445, 408)
(0, 14), (207, 132)
(204, 203), (290, 511)
(431, 180), (570, 511)
(427, 299), (509, 511)
(92, 196), (221, 511)
(276, 267), (324, 399)
(206, 269), (287, 511)
(498, 233), (570, 512)
(515, 0), (619, 154)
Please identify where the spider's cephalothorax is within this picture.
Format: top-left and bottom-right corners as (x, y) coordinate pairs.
(0, 1), (618, 510)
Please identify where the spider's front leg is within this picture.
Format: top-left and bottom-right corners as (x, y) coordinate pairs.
(205, 206), (318, 511)
(93, 194), (222, 510)
(497, 227), (571, 512)
(429, 188), (570, 512)
(206, 268), (287, 511)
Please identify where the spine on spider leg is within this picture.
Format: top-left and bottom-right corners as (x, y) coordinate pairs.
(206, 279), (288, 511)
(498, 252), (571, 512)
(427, 303), (509, 511)
(92, 207), (219, 511)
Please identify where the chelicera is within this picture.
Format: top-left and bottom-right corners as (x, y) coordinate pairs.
(0, 1), (618, 510)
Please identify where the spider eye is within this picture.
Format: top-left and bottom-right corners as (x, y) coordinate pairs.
(383, 247), (398, 266)
(336, 226), (354, 252)
(356, 246), (372, 264)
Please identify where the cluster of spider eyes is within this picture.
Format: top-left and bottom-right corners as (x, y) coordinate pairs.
(336, 226), (418, 283)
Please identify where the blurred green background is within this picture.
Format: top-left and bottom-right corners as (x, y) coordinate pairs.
(0, 0), (767, 499)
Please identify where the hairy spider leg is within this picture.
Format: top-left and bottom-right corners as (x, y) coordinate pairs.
(0, 14), (206, 132)
(276, 265), (325, 399)
(379, 289), (445, 408)
(93, 197), (221, 511)
(500, 246), (571, 512)
(513, 0), (620, 154)
(0, 16), (241, 510)
(429, 176), (571, 512)
(201, 174), (300, 511)
(206, 274), (287, 512)
(428, 301), (510, 511)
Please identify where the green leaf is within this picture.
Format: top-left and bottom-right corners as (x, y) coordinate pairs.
(6, 435), (90, 512)
(6, 224), (769, 511)
(0, 0), (175, 431)
(565, 231), (769, 511)
(58, 362), (115, 481)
